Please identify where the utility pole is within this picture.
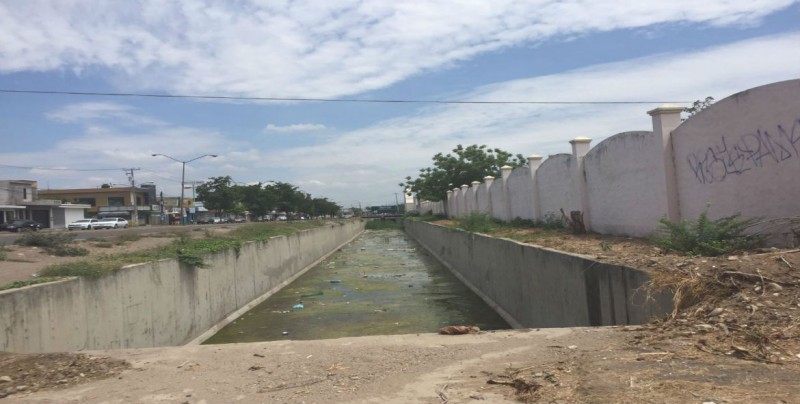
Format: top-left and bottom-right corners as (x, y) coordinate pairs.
(394, 193), (400, 215)
(125, 168), (141, 225)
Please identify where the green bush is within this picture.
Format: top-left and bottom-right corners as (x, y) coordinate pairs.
(653, 211), (763, 256)
(14, 232), (77, 248)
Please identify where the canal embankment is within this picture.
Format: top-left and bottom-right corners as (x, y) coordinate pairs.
(0, 220), (364, 354)
(404, 220), (672, 328)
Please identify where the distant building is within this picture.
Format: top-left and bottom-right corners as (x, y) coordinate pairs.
(38, 184), (158, 225)
(0, 180), (89, 228)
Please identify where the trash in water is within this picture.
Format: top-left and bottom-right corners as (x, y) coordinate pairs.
(330, 279), (342, 283)
(293, 303), (304, 309)
(282, 331), (289, 336)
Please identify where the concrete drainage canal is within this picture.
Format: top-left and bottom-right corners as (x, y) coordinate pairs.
(203, 227), (510, 344)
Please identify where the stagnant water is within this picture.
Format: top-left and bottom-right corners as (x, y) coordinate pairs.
(203, 228), (509, 343)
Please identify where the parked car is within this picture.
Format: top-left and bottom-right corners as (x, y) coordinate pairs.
(0, 219), (44, 232)
(94, 217), (129, 229)
(68, 218), (100, 230)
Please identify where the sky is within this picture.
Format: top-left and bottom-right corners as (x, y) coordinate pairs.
(1, 1), (799, 209)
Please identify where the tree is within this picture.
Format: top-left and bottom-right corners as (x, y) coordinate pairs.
(240, 183), (276, 217)
(196, 176), (239, 214)
(400, 144), (526, 202)
(267, 182), (302, 213)
(683, 96), (714, 120)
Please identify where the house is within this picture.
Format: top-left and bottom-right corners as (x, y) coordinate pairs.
(37, 184), (158, 225)
(0, 180), (89, 229)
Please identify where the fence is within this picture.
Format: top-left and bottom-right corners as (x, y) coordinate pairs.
(415, 79), (800, 245)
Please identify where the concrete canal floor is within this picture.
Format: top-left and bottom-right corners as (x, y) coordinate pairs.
(203, 228), (508, 344)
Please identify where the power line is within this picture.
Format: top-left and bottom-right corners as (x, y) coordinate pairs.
(0, 89), (692, 105)
(139, 169), (182, 183)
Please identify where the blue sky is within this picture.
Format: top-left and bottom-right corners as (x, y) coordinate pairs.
(1, 1), (799, 208)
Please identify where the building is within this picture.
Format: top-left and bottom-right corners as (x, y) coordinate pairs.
(0, 180), (89, 228)
(38, 184), (158, 225)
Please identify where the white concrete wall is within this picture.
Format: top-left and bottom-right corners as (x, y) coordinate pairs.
(476, 182), (491, 214)
(414, 80), (800, 243)
(489, 177), (507, 220)
(0, 221), (364, 353)
(584, 131), (662, 236)
(507, 168), (534, 220)
(672, 80), (800, 244)
(536, 154), (578, 220)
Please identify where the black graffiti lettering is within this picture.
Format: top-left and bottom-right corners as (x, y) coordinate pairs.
(777, 119), (800, 155)
(686, 118), (798, 184)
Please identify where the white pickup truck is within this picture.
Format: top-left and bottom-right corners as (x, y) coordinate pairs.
(94, 217), (129, 229)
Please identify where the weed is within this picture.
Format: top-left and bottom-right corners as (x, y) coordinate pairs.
(0, 243), (8, 261)
(600, 241), (612, 251)
(14, 232), (77, 248)
(176, 250), (207, 267)
(93, 241), (114, 248)
(365, 220), (403, 230)
(45, 245), (89, 257)
(39, 262), (110, 278)
(537, 212), (564, 229)
(0, 278), (60, 290)
(456, 212), (494, 233)
(11, 221), (341, 287)
(510, 217), (537, 228)
(653, 210), (764, 256)
(112, 233), (141, 244)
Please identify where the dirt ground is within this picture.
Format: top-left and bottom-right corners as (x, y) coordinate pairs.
(1, 223), (800, 402)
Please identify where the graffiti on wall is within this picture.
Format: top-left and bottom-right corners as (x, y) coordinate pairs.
(686, 119), (800, 184)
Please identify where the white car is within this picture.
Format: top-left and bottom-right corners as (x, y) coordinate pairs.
(68, 218), (100, 230)
(95, 217), (129, 229)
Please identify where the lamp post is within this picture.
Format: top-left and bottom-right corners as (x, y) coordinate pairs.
(151, 153), (217, 224)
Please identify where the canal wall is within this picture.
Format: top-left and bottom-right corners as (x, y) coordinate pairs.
(405, 220), (672, 328)
(0, 221), (364, 354)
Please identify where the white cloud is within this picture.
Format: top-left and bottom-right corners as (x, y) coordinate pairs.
(256, 31), (800, 203)
(46, 102), (164, 125)
(263, 123), (327, 133)
(1, 1), (796, 98)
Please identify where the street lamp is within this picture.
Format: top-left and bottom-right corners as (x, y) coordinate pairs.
(151, 153), (218, 224)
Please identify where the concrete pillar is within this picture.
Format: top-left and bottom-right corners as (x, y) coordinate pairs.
(483, 176), (495, 215)
(470, 181), (481, 214)
(452, 188), (461, 217)
(500, 165), (513, 221)
(446, 190), (453, 218)
(460, 184), (469, 217)
(570, 137), (592, 231)
(527, 155), (543, 221)
(648, 105), (684, 223)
